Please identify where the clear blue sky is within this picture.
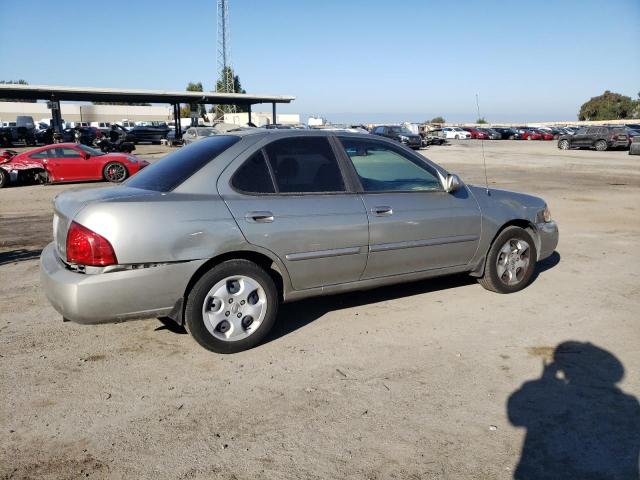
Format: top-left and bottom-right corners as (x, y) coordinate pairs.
(1, 0), (638, 123)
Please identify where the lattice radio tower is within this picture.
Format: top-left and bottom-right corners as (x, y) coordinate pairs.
(216, 0), (236, 117)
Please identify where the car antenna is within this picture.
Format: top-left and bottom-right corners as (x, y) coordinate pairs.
(475, 93), (490, 195)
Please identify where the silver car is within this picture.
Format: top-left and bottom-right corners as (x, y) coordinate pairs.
(182, 127), (217, 145)
(40, 130), (558, 353)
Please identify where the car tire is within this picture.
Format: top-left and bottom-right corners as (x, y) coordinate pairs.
(102, 162), (128, 183)
(0, 169), (8, 188)
(558, 139), (570, 150)
(478, 226), (538, 294)
(595, 140), (608, 151)
(185, 259), (279, 354)
(455, 135), (459, 139)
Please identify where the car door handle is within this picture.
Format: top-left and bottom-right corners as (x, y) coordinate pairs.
(245, 211), (274, 223)
(371, 206), (393, 216)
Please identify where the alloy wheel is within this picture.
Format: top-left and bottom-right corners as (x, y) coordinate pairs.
(496, 239), (531, 286)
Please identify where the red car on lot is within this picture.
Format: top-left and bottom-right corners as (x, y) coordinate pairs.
(519, 129), (543, 141)
(0, 143), (148, 188)
(462, 127), (489, 139)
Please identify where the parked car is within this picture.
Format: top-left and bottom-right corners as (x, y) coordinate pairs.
(40, 130), (558, 353)
(61, 127), (99, 145)
(519, 129), (543, 141)
(557, 126), (629, 151)
(2, 116), (37, 146)
(492, 128), (521, 140)
(7, 143), (148, 184)
(478, 128), (502, 140)
(182, 127), (218, 145)
(462, 127), (488, 140)
(90, 122), (112, 135)
(422, 129), (447, 146)
(442, 127), (471, 139)
(371, 125), (422, 149)
(127, 125), (171, 144)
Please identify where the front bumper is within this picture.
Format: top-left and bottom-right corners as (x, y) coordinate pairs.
(39, 242), (205, 324)
(536, 221), (559, 261)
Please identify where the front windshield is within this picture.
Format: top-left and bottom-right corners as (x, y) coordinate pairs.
(388, 126), (413, 135)
(77, 144), (105, 156)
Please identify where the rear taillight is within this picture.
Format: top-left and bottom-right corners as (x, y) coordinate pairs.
(66, 221), (117, 266)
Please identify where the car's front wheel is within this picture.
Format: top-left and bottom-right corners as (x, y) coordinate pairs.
(558, 139), (570, 150)
(102, 162), (128, 183)
(478, 226), (538, 294)
(185, 260), (279, 353)
(0, 169), (9, 188)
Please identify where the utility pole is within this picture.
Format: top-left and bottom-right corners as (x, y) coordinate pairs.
(216, 0), (236, 119)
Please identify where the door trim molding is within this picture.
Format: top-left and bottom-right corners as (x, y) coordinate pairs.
(285, 246), (364, 261)
(369, 235), (479, 253)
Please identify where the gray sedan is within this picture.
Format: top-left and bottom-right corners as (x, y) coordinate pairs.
(41, 130), (558, 353)
(182, 127), (217, 145)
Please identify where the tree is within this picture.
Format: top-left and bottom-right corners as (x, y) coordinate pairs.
(180, 82), (207, 120)
(429, 116), (445, 124)
(215, 67), (248, 116)
(578, 90), (637, 121)
(476, 117), (488, 124)
(0, 79), (36, 102)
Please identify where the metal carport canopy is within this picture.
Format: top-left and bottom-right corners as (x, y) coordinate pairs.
(0, 84), (295, 105)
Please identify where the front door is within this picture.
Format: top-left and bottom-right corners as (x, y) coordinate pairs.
(48, 147), (94, 181)
(219, 135), (368, 290)
(337, 136), (481, 279)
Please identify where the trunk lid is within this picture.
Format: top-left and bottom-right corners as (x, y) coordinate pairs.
(53, 186), (157, 260)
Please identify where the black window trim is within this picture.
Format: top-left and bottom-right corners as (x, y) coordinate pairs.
(229, 135), (357, 197)
(335, 135), (445, 195)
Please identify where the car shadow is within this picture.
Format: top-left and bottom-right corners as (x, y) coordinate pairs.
(531, 251), (561, 282)
(508, 341), (640, 479)
(266, 273), (476, 344)
(0, 248), (42, 266)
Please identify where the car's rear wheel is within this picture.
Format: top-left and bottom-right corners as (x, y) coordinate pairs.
(558, 139), (570, 150)
(102, 162), (128, 183)
(185, 260), (279, 353)
(478, 226), (537, 294)
(455, 135), (460, 139)
(0, 169), (8, 188)
(595, 140), (608, 151)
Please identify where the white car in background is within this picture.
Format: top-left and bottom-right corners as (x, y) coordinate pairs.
(442, 127), (471, 139)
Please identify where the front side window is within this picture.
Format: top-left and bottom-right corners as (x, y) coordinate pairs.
(231, 150), (275, 194)
(264, 137), (345, 193)
(576, 128), (588, 135)
(373, 126), (384, 134)
(339, 137), (441, 192)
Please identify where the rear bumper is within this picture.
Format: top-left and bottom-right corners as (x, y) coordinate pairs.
(536, 221), (559, 261)
(39, 242), (205, 324)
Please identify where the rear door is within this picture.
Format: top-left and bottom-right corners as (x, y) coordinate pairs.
(219, 135), (369, 290)
(337, 136), (481, 279)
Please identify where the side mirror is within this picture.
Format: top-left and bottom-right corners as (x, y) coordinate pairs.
(83, 152), (91, 160)
(439, 172), (461, 193)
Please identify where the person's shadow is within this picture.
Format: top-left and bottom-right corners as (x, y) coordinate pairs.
(508, 341), (640, 479)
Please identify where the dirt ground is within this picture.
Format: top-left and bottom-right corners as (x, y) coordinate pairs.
(1, 140), (639, 479)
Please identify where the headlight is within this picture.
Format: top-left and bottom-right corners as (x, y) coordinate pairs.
(538, 206), (552, 223)
(399, 135), (409, 142)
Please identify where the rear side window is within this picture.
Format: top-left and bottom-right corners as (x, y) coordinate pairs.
(264, 137), (345, 193)
(126, 135), (240, 192)
(232, 151), (275, 194)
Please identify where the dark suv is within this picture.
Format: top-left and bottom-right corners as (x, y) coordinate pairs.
(372, 125), (422, 149)
(557, 126), (629, 151)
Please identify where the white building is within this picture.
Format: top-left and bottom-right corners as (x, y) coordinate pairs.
(224, 112), (300, 127)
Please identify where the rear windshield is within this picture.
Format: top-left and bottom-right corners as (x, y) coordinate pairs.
(126, 135), (240, 192)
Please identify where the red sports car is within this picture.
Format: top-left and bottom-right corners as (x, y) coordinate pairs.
(0, 143), (148, 188)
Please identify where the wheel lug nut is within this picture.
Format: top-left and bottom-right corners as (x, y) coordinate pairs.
(225, 311), (230, 316)
(237, 313), (242, 318)
(229, 298), (233, 303)
(240, 300), (245, 305)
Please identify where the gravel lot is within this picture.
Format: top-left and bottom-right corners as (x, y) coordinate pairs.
(1, 140), (639, 479)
